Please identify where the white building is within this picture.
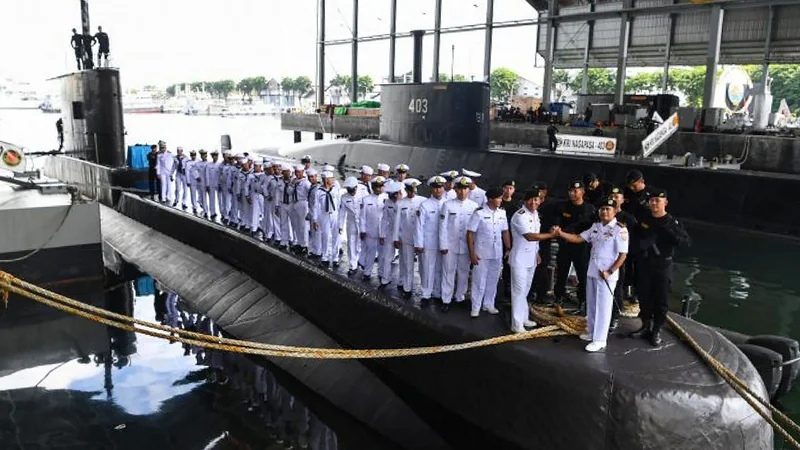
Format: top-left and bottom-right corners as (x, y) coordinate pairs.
(515, 76), (542, 99)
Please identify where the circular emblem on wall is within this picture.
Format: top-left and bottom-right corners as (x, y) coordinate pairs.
(604, 140), (616, 151)
(718, 67), (753, 114)
(1, 148), (22, 167)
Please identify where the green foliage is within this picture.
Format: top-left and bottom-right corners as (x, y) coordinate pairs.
(567, 68), (616, 95)
(280, 77), (296, 95)
(624, 71), (664, 94)
(166, 84), (176, 97)
(294, 76), (313, 98)
(668, 67), (707, 107)
(552, 69), (571, 100)
(329, 74), (347, 87)
(489, 67), (520, 103)
(437, 73), (467, 82)
(357, 75), (374, 97)
(250, 76), (268, 97)
(452, 74), (467, 82)
(190, 82), (204, 92)
(743, 64), (800, 114)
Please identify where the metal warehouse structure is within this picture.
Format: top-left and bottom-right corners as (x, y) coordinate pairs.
(317, 0), (800, 109)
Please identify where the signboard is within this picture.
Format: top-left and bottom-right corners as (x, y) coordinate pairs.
(641, 113), (679, 158)
(0, 141), (26, 173)
(555, 134), (617, 158)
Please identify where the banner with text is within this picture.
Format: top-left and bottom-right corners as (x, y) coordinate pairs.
(641, 113), (679, 158)
(555, 134), (617, 158)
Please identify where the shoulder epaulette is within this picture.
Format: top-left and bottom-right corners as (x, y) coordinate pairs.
(517, 209), (525, 214)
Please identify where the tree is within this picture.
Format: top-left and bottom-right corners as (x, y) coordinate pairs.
(237, 78), (253, 99)
(624, 71), (663, 94)
(744, 64), (800, 114)
(250, 76), (268, 98)
(489, 67), (520, 103)
(552, 69), (571, 100)
(330, 74), (347, 87)
(452, 74), (467, 82)
(669, 67), (708, 107)
(166, 84), (176, 97)
(357, 75), (374, 100)
(437, 73), (450, 82)
(567, 68), (616, 95)
(190, 82), (204, 93)
(436, 73), (467, 82)
(280, 77), (296, 98)
(213, 79), (235, 99)
(294, 76), (313, 99)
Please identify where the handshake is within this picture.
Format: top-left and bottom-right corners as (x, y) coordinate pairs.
(550, 226), (562, 237)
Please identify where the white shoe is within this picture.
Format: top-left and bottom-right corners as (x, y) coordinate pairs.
(579, 333), (592, 342)
(470, 310), (480, 318)
(511, 327), (526, 334)
(585, 341), (607, 353)
(482, 307), (500, 315)
(523, 320), (537, 328)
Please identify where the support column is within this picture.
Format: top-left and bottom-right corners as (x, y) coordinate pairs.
(316, 0), (326, 110)
(701, 5), (723, 109)
(483, 0), (495, 82)
(613, 0), (632, 106)
(761, 6), (775, 85)
(80, 0), (91, 70)
(542, 0), (558, 105)
(389, 0), (397, 82)
(661, 11), (675, 93)
(350, 0), (359, 103)
(581, 1), (596, 94)
(433, 0), (443, 82)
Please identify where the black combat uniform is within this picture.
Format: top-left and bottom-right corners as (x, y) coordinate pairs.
(631, 187), (690, 346)
(621, 170), (651, 301)
(610, 197), (638, 328)
(546, 124), (558, 152)
(532, 184), (556, 302)
(147, 146), (159, 200)
(553, 181), (596, 306)
(583, 173), (612, 207)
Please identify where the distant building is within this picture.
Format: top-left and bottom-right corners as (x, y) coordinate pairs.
(515, 76), (542, 98)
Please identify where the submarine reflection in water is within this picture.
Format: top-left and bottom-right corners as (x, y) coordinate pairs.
(0, 276), (342, 450)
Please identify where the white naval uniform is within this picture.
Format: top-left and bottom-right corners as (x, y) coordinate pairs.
(414, 196), (445, 299)
(355, 181), (372, 199)
(307, 183), (322, 254)
(444, 189), (457, 201)
(236, 169), (251, 228)
(315, 186), (341, 263)
(227, 167), (240, 223)
(358, 193), (385, 277)
(274, 177), (295, 245)
(187, 159), (203, 211)
(157, 151), (175, 202)
(439, 198), (479, 304)
(196, 159), (209, 212)
(205, 160), (221, 218)
(467, 206), (508, 314)
(580, 219), (629, 344)
(247, 172), (265, 231)
(291, 177), (312, 249)
(378, 198), (399, 284)
(469, 186), (487, 208)
(509, 206), (541, 331)
(173, 155), (188, 207)
(393, 195), (426, 293)
(262, 174), (279, 240)
(338, 192), (361, 270)
(219, 163), (232, 219)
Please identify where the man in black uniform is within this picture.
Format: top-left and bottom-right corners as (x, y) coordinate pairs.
(83, 32), (95, 69)
(500, 180), (518, 299)
(56, 118), (64, 151)
(70, 29), (83, 70)
(629, 187), (690, 347)
(95, 26), (110, 67)
(147, 144), (159, 200)
(532, 181), (556, 303)
(583, 172), (611, 207)
(553, 180), (596, 307)
(621, 169), (650, 304)
(546, 122), (559, 153)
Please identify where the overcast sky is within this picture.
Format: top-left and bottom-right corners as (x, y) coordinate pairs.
(0, 0), (542, 91)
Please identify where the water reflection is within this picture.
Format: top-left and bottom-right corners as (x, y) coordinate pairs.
(0, 275), (340, 450)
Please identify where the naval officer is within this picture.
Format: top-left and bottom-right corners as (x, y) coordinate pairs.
(440, 170), (459, 201)
(555, 197), (629, 352)
(338, 176), (362, 274)
(414, 176), (447, 307)
(291, 165), (312, 254)
(172, 147), (188, 209)
(466, 187), (510, 318)
(306, 169), (322, 258)
(205, 150), (221, 220)
(393, 178), (424, 298)
(274, 163), (295, 250)
(358, 176), (386, 279)
(378, 181), (403, 288)
(438, 176), (479, 312)
(356, 165), (374, 198)
(508, 188), (557, 332)
(463, 169), (487, 207)
(314, 171), (342, 267)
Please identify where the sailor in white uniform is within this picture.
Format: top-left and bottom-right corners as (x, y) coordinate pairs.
(393, 164), (410, 199)
(376, 163), (391, 179)
(262, 162), (281, 243)
(157, 144), (175, 204)
(358, 176), (386, 279)
(338, 176), (361, 274)
(508, 188), (558, 332)
(301, 154), (313, 171)
(226, 156), (243, 226)
(393, 178), (425, 298)
(306, 169), (322, 257)
(414, 176), (447, 307)
(291, 165), (312, 253)
(314, 171), (342, 267)
(274, 163), (295, 249)
(438, 176), (479, 312)
(463, 169), (487, 208)
(236, 157), (253, 232)
(466, 187), (510, 317)
(378, 181), (403, 287)
(187, 150), (203, 214)
(205, 150), (221, 219)
(555, 197), (629, 352)
(246, 158), (264, 233)
(440, 170), (459, 201)
(172, 147), (188, 209)
(196, 149), (209, 213)
(219, 151), (233, 221)
(356, 165), (374, 199)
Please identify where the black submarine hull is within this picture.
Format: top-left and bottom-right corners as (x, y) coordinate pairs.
(115, 193), (772, 450)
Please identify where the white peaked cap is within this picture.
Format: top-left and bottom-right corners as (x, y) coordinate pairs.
(395, 163), (410, 172)
(295, 164), (305, 171)
(403, 178), (421, 187)
(385, 181), (403, 194)
(306, 168), (318, 176)
(462, 169), (481, 178)
(376, 163), (390, 172)
(361, 165), (374, 175)
(343, 176), (358, 188)
(321, 171), (334, 179)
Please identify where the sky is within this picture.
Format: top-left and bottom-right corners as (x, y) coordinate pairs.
(0, 0), (543, 92)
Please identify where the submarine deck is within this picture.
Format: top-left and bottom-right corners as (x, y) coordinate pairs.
(111, 192), (771, 450)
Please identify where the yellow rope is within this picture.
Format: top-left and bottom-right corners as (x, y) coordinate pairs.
(667, 316), (800, 450)
(0, 271), (572, 359)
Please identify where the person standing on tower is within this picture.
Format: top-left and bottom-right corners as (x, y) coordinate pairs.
(70, 29), (84, 70)
(94, 26), (110, 67)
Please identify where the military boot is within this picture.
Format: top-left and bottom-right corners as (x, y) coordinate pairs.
(650, 319), (664, 347)
(629, 319), (652, 339)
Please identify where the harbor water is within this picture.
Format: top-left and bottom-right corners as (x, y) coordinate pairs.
(1, 109), (800, 448)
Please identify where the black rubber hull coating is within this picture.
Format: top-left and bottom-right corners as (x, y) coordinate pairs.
(274, 140), (800, 237)
(116, 194), (773, 450)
